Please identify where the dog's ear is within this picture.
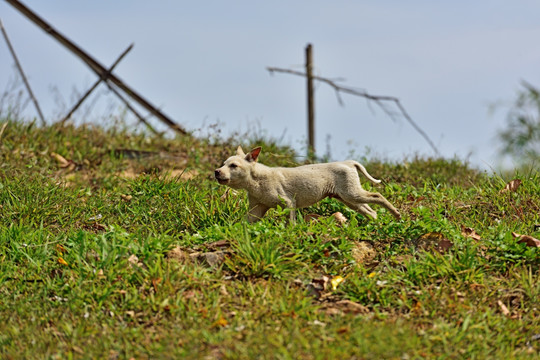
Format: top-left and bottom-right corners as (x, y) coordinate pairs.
(236, 146), (245, 156)
(245, 147), (261, 163)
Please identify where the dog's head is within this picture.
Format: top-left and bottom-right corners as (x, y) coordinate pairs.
(214, 146), (261, 188)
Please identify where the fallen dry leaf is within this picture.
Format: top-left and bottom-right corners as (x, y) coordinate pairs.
(166, 246), (191, 263)
(212, 317), (228, 328)
(57, 257), (69, 266)
(330, 275), (345, 291)
(418, 232), (445, 241)
(220, 284), (229, 296)
(517, 236), (540, 248)
(189, 251), (228, 267)
(332, 212), (348, 226)
(462, 227), (481, 241)
(204, 239), (229, 250)
(83, 222), (107, 232)
(128, 254), (143, 268)
(321, 300), (369, 316)
(416, 232), (454, 253)
(407, 194), (426, 203)
(500, 179), (522, 193)
(336, 300), (369, 314)
(306, 275), (332, 299)
(51, 152), (69, 167)
(71, 345), (84, 355)
(512, 232), (540, 248)
(314, 275), (331, 290)
(152, 278), (162, 292)
(281, 311), (297, 319)
(437, 238), (454, 253)
(182, 290), (197, 301)
(310, 319), (326, 327)
(497, 300), (510, 316)
(50, 152), (76, 170)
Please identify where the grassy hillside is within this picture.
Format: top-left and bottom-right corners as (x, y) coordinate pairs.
(0, 119), (538, 359)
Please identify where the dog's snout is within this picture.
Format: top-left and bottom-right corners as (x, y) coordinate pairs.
(214, 169), (220, 177)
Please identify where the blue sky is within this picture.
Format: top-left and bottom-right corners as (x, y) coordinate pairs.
(1, 1), (540, 168)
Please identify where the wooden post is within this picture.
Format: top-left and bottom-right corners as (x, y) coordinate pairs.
(305, 43), (315, 159)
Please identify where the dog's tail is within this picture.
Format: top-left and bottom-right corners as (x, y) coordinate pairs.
(352, 161), (381, 184)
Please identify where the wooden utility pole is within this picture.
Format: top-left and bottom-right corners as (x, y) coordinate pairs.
(267, 45), (441, 157)
(5, 0), (187, 135)
(305, 44), (315, 159)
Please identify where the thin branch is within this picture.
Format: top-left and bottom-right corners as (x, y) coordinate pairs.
(267, 66), (440, 155)
(0, 18), (46, 126)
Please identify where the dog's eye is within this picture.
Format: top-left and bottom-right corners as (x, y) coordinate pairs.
(229, 163), (238, 169)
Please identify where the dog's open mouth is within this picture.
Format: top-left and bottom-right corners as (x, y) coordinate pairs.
(216, 178), (229, 185)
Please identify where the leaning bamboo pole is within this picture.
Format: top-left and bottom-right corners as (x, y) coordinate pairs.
(5, 0), (187, 134)
(0, 17), (46, 125)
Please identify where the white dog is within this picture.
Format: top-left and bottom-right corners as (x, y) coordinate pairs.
(215, 146), (401, 223)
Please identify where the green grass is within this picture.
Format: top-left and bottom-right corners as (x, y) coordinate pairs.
(0, 118), (538, 359)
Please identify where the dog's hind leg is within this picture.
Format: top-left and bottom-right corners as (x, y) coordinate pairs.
(340, 190), (401, 219)
(341, 200), (378, 220)
(358, 204), (378, 219)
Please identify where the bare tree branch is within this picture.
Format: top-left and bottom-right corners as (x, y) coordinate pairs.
(267, 66), (440, 156)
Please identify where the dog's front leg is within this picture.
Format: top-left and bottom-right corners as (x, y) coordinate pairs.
(247, 196), (269, 223)
(286, 198), (297, 223)
(289, 209), (297, 223)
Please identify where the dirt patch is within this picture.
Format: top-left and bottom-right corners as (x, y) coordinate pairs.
(351, 241), (377, 264)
